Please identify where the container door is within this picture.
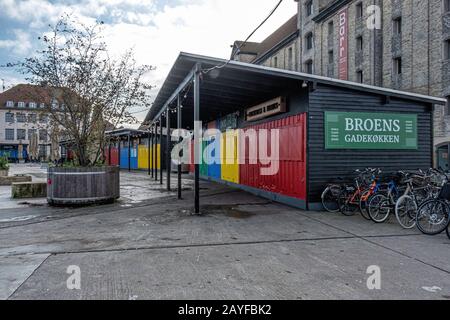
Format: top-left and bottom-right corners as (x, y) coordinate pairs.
(221, 130), (239, 184)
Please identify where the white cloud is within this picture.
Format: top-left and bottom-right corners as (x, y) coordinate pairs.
(0, 29), (33, 55)
(0, 0), (298, 122)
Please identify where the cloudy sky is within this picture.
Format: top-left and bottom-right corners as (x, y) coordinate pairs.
(0, 0), (297, 124)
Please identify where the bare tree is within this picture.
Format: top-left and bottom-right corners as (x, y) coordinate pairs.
(9, 15), (154, 166)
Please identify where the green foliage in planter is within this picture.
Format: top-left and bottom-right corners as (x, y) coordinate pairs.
(0, 156), (9, 170)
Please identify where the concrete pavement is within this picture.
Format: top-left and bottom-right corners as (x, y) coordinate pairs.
(0, 164), (449, 300)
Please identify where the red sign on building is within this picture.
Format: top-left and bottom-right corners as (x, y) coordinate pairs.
(338, 7), (348, 80)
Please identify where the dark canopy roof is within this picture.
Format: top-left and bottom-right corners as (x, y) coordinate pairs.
(144, 52), (446, 128)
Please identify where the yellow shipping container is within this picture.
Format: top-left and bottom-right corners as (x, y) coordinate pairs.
(138, 145), (161, 169)
(221, 130), (239, 184)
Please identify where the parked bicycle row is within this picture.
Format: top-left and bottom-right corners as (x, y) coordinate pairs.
(321, 167), (450, 239)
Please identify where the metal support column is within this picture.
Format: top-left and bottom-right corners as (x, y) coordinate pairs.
(193, 64), (201, 214)
(151, 126), (154, 178)
(177, 95), (182, 200)
(160, 115), (163, 185)
(127, 134), (131, 172)
(147, 129), (151, 175)
(155, 121), (158, 181)
(166, 108), (171, 191)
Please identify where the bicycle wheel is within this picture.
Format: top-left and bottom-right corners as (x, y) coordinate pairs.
(321, 185), (341, 213)
(395, 195), (417, 229)
(359, 189), (372, 220)
(416, 199), (450, 235)
(368, 194), (391, 223)
(338, 189), (358, 216)
(446, 225), (450, 240)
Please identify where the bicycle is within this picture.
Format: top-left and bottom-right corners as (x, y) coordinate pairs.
(367, 175), (403, 223)
(395, 171), (436, 229)
(321, 178), (345, 213)
(338, 169), (377, 216)
(416, 182), (450, 235)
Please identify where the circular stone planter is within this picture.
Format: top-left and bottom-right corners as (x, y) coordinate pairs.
(47, 166), (120, 206)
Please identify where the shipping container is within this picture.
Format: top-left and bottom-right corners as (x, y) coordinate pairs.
(240, 114), (306, 202)
(138, 145), (161, 169)
(206, 120), (221, 179)
(221, 129), (239, 184)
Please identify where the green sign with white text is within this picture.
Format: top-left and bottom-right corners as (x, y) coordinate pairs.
(325, 111), (418, 150)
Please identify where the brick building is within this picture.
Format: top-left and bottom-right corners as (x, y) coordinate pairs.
(232, 0), (450, 168)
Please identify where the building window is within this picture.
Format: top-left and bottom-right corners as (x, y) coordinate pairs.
(328, 21), (334, 38)
(305, 60), (313, 74)
(39, 103), (45, 109)
(5, 112), (14, 123)
(28, 129), (37, 140)
(445, 39), (450, 60)
(5, 101), (14, 108)
(5, 129), (14, 141)
(328, 50), (334, 64)
(273, 57), (278, 68)
(39, 129), (48, 142)
(356, 70), (364, 83)
(306, 0), (313, 17)
(306, 33), (314, 50)
(28, 102), (37, 109)
(394, 57), (402, 75)
(288, 47), (293, 70)
(393, 17), (402, 35)
(17, 129), (26, 141)
(445, 0), (450, 12)
(356, 2), (363, 20)
(17, 102), (25, 108)
(16, 113), (26, 123)
(39, 114), (48, 123)
(28, 113), (37, 123)
(356, 36), (363, 51)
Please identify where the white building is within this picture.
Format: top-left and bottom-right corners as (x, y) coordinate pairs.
(0, 84), (59, 161)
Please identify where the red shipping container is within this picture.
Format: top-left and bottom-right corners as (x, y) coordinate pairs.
(239, 114), (306, 201)
(110, 147), (120, 166)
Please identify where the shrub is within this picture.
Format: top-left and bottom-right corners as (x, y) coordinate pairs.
(0, 156), (9, 170)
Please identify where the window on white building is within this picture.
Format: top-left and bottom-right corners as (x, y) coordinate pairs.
(17, 129), (26, 140)
(5, 112), (14, 123)
(5, 101), (14, 108)
(29, 102), (37, 109)
(5, 129), (14, 141)
(273, 56), (278, 68)
(28, 129), (37, 140)
(17, 102), (25, 108)
(39, 129), (48, 142)
(16, 113), (26, 123)
(28, 113), (37, 123)
(39, 114), (48, 123)
(39, 103), (45, 109)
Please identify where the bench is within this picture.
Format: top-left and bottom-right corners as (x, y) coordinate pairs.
(11, 182), (47, 199)
(0, 175), (32, 186)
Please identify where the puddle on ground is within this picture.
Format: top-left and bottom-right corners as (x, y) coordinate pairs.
(18, 202), (45, 207)
(0, 215), (37, 222)
(201, 204), (255, 219)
